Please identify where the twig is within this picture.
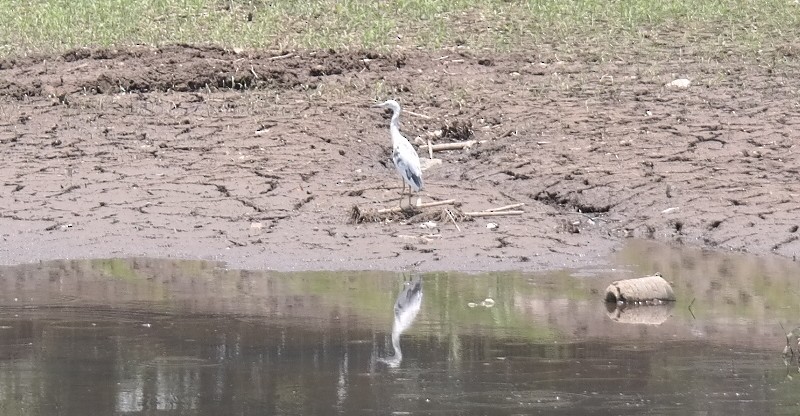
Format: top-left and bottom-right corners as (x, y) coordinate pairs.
(268, 52), (294, 60)
(468, 170), (503, 181)
(266, 214), (290, 220)
(446, 209), (461, 232)
(487, 203), (525, 212)
(376, 199), (456, 214)
(426, 137), (433, 159)
(464, 210), (524, 217)
(405, 110), (432, 120)
(688, 297), (696, 320)
(419, 140), (477, 152)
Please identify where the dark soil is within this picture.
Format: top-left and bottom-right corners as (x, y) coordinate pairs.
(1, 45), (798, 271)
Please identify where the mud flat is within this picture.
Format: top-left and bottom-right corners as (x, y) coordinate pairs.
(1, 46), (798, 271)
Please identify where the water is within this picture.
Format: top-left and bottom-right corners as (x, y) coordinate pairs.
(1, 241), (799, 415)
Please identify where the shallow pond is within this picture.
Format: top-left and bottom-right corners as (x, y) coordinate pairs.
(0, 241), (799, 415)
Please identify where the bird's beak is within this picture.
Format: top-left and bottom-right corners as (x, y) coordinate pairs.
(371, 103), (383, 108)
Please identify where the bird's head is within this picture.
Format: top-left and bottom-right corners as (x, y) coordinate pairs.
(372, 99), (401, 114)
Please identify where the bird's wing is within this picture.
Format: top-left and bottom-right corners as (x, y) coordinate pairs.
(393, 153), (423, 191)
(394, 136), (422, 170)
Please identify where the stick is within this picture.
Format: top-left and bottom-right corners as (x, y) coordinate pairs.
(426, 137), (434, 159)
(405, 110), (432, 120)
(487, 203), (525, 212)
(419, 140), (477, 152)
(376, 199), (456, 214)
(268, 52), (294, 60)
(446, 209), (461, 232)
(468, 170), (503, 181)
(464, 210), (524, 217)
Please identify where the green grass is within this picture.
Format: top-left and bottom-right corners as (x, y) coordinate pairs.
(0, 0), (798, 57)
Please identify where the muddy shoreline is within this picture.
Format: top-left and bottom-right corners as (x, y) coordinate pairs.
(1, 46), (798, 271)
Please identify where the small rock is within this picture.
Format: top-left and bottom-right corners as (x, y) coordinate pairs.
(467, 302), (477, 308)
(486, 222), (499, 230)
(482, 298), (496, 308)
(250, 222), (263, 229)
(667, 78), (691, 88)
(420, 221), (437, 229)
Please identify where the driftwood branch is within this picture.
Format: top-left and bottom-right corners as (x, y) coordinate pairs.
(419, 140), (477, 152)
(376, 199), (456, 214)
(350, 199), (465, 224)
(446, 209), (461, 232)
(426, 137), (434, 159)
(487, 203), (525, 212)
(350, 201), (524, 224)
(464, 210), (524, 217)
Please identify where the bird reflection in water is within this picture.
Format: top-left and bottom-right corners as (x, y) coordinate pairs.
(378, 276), (423, 368)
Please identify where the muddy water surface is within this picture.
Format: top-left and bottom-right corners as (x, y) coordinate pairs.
(0, 241), (799, 415)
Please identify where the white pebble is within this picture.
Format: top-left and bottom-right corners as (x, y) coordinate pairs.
(667, 78), (691, 88)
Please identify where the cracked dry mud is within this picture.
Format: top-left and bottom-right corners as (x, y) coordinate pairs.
(0, 45), (798, 271)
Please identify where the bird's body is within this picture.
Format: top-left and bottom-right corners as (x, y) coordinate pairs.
(372, 100), (424, 205)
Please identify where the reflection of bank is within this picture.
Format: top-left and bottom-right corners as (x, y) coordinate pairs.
(378, 277), (423, 368)
(605, 302), (675, 325)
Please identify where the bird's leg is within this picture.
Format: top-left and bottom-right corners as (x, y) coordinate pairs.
(398, 181), (406, 208)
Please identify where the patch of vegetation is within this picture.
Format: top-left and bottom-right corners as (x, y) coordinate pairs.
(0, 0), (798, 57)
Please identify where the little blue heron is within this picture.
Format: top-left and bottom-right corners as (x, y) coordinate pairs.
(372, 100), (424, 206)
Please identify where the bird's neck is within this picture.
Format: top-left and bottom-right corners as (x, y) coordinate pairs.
(389, 111), (401, 139)
(391, 329), (402, 360)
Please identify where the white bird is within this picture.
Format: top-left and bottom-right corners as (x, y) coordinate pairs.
(372, 100), (424, 206)
(378, 276), (423, 368)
